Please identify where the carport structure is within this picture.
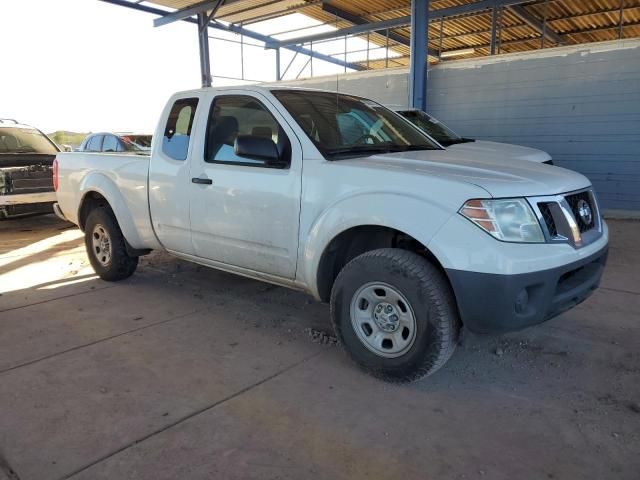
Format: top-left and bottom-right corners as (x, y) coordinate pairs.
(101, 0), (639, 110)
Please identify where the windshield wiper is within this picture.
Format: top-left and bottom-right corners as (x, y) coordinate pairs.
(327, 144), (436, 158)
(440, 137), (475, 146)
(400, 145), (439, 151)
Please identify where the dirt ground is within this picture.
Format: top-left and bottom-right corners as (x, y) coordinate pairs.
(0, 214), (638, 480)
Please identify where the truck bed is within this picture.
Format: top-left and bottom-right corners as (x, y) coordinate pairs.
(55, 152), (159, 250)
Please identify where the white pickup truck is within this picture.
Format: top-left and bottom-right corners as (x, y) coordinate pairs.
(54, 86), (608, 382)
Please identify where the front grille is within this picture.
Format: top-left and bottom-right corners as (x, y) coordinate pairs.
(530, 188), (601, 248)
(538, 202), (558, 237)
(565, 191), (595, 233)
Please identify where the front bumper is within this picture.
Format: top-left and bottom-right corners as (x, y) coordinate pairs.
(446, 243), (608, 334)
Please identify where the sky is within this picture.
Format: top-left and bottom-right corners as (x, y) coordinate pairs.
(0, 0), (393, 134)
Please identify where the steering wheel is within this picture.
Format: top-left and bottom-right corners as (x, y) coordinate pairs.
(351, 133), (379, 145)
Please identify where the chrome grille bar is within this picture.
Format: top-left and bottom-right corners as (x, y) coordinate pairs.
(527, 188), (602, 249)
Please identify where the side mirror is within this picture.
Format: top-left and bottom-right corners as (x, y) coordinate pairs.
(234, 135), (285, 167)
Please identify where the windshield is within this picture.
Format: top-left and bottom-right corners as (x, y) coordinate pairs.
(398, 110), (471, 146)
(0, 127), (58, 154)
(272, 90), (439, 159)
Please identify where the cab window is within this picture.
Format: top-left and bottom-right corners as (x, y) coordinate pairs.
(87, 135), (103, 152)
(102, 135), (118, 152)
(205, 95), (290, 168)
(162, 97), (199, 161)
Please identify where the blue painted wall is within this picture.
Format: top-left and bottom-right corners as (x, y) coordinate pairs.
(280, 39), (640, 211)
(427, 40), (640, 211)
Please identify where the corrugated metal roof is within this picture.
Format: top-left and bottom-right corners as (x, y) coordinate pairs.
(146, 0), (640, 67)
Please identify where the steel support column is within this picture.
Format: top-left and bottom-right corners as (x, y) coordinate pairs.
(197, 12), (212, 87)
(409, 0), (429, 111)
(275, 48), (281, 81)
(490, 6), (499, 54)
(619, 0), (625, 39)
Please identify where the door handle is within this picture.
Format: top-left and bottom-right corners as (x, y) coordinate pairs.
(192, 177), (212, 185)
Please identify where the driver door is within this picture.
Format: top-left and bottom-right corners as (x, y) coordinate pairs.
(188, 91), (302, 279)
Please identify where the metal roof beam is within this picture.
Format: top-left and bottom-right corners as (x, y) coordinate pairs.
(322, 3), (408, 45)
(510, 4), (565, 45)
(322, 2), (439, 57)
(208, 20), (365, 70)
(99, 0), (365, 71)
(271, 0), (537, 48)
(154, 0), (228, 27)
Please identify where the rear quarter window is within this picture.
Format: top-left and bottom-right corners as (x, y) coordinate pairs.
(87, 135), (103, 152)
(102, 135), (118, 152)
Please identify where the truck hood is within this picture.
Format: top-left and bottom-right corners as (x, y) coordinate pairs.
(448, 140), (552, 163)
(342, 148), (588, 198)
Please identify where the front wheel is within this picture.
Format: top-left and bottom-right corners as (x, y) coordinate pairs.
(330, 248), (460, 382)
(84, 206), (138, 281)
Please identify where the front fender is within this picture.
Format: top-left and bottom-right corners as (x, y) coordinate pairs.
(300, 191), (455, 298)
(78, 172), (146, 249)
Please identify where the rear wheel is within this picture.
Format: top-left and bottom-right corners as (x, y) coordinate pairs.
(84, 206), (138, 281)
(330, 248), (460, 382)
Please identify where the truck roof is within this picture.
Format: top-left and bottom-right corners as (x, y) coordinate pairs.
(171, 85), (363, 98)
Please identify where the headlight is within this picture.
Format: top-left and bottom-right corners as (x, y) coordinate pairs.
(459, 198), (544, 243)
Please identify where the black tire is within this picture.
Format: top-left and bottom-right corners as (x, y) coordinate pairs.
(330, 248), (460, 383)
(84, 206), (138, 281)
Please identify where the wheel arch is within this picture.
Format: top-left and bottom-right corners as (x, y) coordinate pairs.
(76, 173), (145, 249)
(301, 193), (455, 301)
(315, 224), (450, 303)
(78, 191), (110, 231)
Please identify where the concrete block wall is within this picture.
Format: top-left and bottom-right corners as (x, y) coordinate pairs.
(278, 39), (640, 211)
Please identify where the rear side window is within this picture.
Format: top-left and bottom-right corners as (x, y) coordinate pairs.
(162, 97), (199, 161)
(87, 135), (103, 152)
(102, 135), (118, 152)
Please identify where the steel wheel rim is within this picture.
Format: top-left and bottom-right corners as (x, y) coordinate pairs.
(349, 282), (417, 358)
(91, 224), (112, 267)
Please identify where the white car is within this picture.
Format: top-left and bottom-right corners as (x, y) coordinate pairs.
(396, 109), (553, 164)
(54, 87), (608, 382)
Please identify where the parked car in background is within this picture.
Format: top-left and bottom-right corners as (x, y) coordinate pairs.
(0, 118), (58, 218)
(54, 87), (607, 382)
(396, 109), (553, 164)
(78, 132), (152, 154)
